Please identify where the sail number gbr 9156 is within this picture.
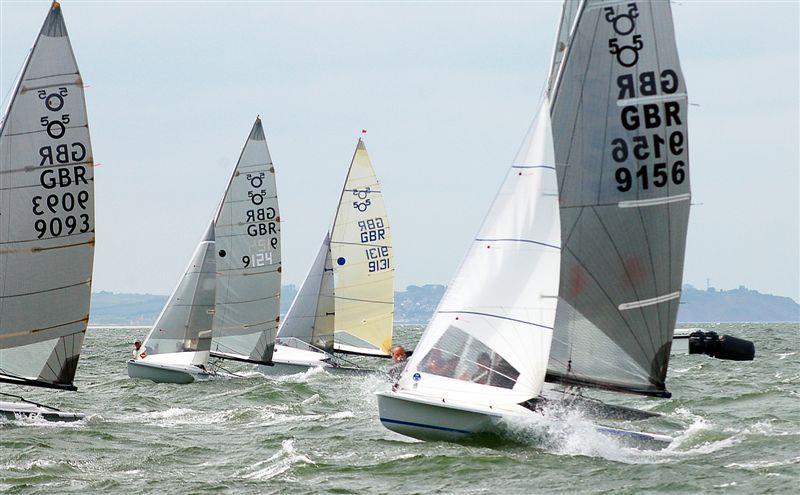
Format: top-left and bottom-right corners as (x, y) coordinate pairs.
(605, 2), (686, 194)
(33, 86), (91, 239)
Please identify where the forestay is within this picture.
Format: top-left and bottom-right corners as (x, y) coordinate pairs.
(329, 139), (394, 356)
(277, 233), (335, 351)
(0, 3), (95, 390)
(547, 0), (691, 397)
(210, 119), (281, 364)
(397, 101), (561, 406)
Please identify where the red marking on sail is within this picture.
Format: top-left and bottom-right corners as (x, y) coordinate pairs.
(569, 264), (586, 298)
(621, 256), (645, 289)
(361, 129), (367, 134)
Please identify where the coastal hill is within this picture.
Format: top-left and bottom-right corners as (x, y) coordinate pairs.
(89, 284), (798, 326)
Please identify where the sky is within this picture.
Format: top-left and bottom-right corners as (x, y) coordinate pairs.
(1, 0), (798, 301)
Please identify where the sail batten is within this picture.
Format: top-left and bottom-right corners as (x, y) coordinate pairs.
(0, 3), (95, 389)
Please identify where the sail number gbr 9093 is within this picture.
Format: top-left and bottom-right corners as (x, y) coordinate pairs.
(605, 3), (686, 193)
(33, 86), (91, 239)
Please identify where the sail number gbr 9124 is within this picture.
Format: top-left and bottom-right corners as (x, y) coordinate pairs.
(605, 2), (686, 193)
(33, 86), (91, 239)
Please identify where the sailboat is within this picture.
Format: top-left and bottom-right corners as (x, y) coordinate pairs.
(378, 0), (688, 445)
(0, 2), (95, 421)
(260, 137), (394, 375)
(127, 118), (281, 384)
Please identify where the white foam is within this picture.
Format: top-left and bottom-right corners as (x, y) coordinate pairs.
(239, 439), (315, 481)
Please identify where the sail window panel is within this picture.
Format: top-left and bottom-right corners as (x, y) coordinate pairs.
(419, 326), (520, 390)
(0, 337), (60, 380)
(550, 297), (652, 387)
(0, 288), (89, 349)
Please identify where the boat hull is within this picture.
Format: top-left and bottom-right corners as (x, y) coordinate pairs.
(126, 359), (223, 384)
(377, 390), (672, 447)
(377, 391), (498, 441)
(0, 401), (85, 422)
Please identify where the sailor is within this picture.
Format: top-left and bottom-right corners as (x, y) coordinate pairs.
(132, 340), (143, 359)
(388, 345), (407, 382)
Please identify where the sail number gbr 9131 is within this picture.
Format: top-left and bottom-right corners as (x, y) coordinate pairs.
(33, 86), (91, 239)
(359, 217), (390, 273)
(605, 2), (686, 194)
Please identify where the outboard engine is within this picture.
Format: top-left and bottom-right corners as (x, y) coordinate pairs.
(688, 330), (755, 361)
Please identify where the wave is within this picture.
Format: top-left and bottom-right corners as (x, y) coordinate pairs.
(238, 439), (315, 481)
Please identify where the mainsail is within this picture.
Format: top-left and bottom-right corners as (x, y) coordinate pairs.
(210, 118), (281, 364)
(397, 100), (561, 405)
(329, 139), (394, 355)
(547, 0), (691, 397)
(278, 138), (394, 356)
(0, 2), (95, 391)
(139, 118), (281, 367)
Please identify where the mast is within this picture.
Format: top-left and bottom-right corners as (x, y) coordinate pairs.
(0, 2), (95, 391)
(547, 0), (691, 397)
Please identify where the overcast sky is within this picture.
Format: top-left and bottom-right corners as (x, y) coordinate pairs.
(1, 0), (798, 300)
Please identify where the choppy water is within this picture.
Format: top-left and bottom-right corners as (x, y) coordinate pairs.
(1, 323), (798, 494)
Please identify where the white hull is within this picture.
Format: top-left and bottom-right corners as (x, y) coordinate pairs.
(377, 390), (672, 447)
(126, 359), (234, 384)
(0, 401), (84, 422)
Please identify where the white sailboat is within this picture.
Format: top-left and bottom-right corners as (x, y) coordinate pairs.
(379, 0), (688, 445)
(261, 138), (394, 375)
(127, 118), (281, 383)
(0, 2), (95, 421)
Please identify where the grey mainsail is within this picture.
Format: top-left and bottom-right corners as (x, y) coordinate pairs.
(547, 0), (691, 397)
(0, 2), (95, 391)
(210, 118), (281, 364)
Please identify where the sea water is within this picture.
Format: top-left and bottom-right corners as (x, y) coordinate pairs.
(1, 323), (797, 494)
